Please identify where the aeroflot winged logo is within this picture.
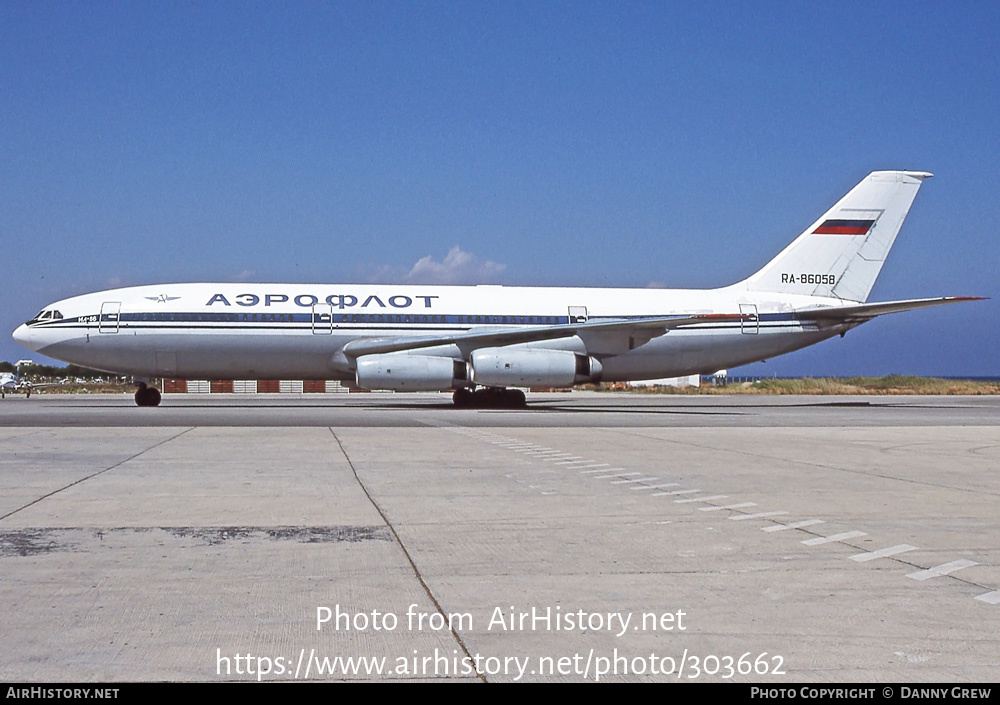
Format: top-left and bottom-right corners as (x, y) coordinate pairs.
(205, 292), (440, 309)
(812, 219), (876, 235)
(145, 294), (181, 303)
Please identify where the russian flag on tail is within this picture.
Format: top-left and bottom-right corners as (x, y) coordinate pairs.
(812, 219), (875, 235)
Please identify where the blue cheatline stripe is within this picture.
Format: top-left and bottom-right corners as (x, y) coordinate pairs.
(31, 323), (810, 337)
(34, 311), (804, 328)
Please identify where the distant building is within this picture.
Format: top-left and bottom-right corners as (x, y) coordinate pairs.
(163, 379), (351, 394)
(628, 375), (700, 388)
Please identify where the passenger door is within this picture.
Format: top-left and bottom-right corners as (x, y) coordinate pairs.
(99, 302), (121, 334)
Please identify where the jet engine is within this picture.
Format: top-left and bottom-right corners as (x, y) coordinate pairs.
(356, 354), (468, 392)
(470, 348), (602, 387)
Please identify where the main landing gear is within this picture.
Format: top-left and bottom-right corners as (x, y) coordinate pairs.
(452, 387), (527, 409)
(134, 382), (162, 407)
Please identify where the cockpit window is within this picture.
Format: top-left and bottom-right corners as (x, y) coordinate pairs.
(28, 309), (63, 324)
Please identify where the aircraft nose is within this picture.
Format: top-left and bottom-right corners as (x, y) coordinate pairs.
(12, 324), (34, 351)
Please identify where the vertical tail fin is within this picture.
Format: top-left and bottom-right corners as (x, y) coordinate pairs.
(740, 170), (932, 302)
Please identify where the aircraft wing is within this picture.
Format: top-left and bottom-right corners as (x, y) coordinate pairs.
(341, 313), (744, 358)
(796, 296), (985, 322)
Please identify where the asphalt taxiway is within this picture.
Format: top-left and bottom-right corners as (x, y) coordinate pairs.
(1, 393), (998, 682)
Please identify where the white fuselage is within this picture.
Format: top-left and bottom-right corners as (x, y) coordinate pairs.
(12, 282), (850, 383)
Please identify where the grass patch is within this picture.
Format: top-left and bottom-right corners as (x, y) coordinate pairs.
(614, 376), (1000, 395)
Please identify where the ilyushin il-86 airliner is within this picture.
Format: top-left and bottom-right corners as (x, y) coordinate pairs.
(12, 171), (981, 407)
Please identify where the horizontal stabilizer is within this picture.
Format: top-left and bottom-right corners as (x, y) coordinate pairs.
(797, 296), (985, 322)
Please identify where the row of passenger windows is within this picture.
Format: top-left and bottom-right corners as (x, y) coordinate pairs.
(457, 315), (558, 325)
(121, 313), (563, 324)
(129, 312), (293, 323)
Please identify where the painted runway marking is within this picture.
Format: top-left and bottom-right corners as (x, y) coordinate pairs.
(729, 511), (789, 521)
(762, 519), (824, 533)
(675, 495), (728, 504)
(906, 559), (978, 581)
(700, 502), (757, 512)
(575, 465), (611, 472)
(460, 430), (994, 609)
(801, 531), (867, 546)
(850, 544), (918, 562)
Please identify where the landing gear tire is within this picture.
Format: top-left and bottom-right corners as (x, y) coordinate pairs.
(453, 387), (526, 409)
(135, 384), (162, 407)
(506, 389), (526, 408)
(453, 387), (474, 408)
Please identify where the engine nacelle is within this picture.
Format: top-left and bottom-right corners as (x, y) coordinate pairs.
(356, 354), (468, 392)
(470, 348), (602, 387)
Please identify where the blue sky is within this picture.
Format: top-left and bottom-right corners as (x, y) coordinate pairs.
(2, 1), (997, 375)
